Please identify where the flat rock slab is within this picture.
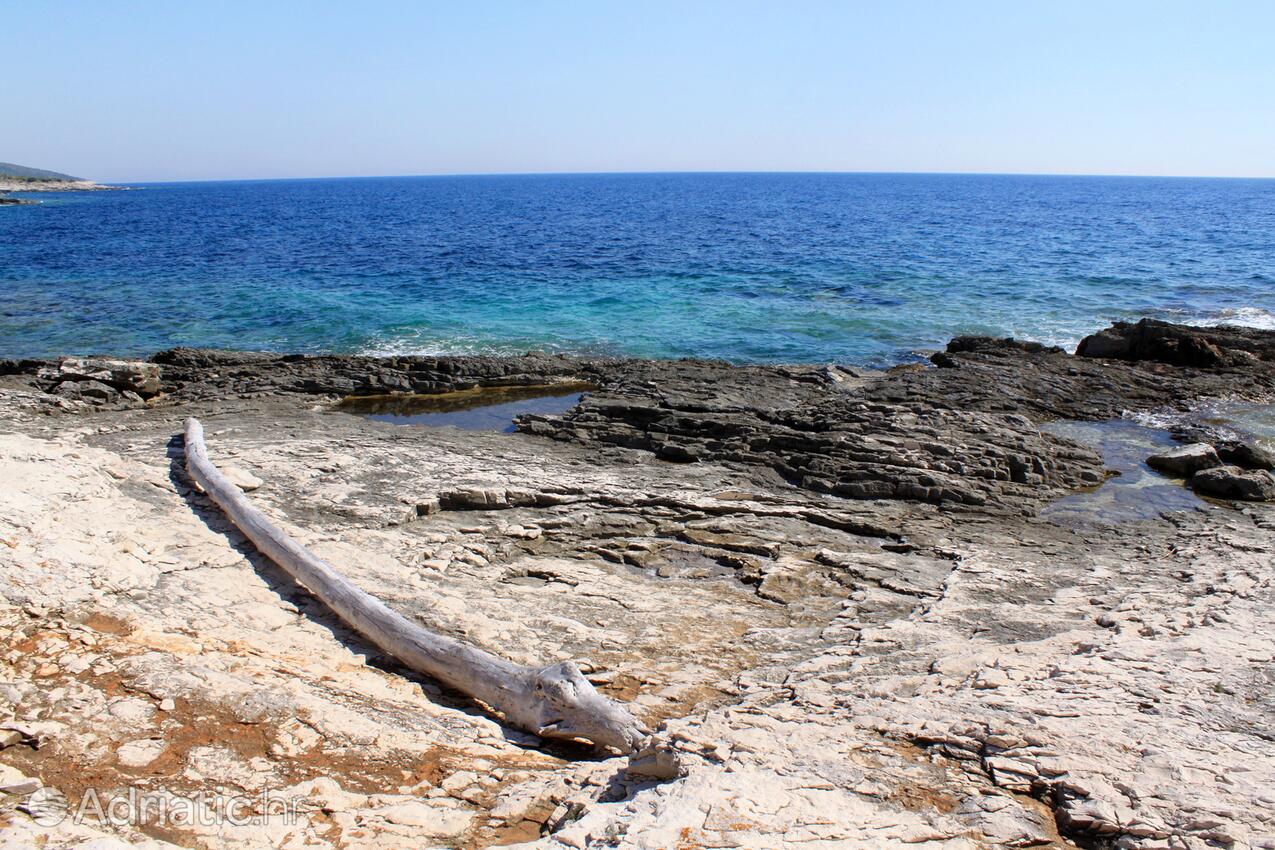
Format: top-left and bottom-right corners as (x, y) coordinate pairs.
(1146, 442), (1221, 476)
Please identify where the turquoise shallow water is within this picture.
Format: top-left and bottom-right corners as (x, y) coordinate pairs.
(1042, 404), (1275, 526)
(339, 387), (586, 431)
(2, 173), (1273, 364)
(1040, 419), (1211, 526)
(1178, 402), (1275, 451)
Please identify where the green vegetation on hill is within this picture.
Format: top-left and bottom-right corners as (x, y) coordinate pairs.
(0, 161), (83, 181)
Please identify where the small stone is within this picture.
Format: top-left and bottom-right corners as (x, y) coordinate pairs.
(158, 698), (176, 711)
(54, 379), (120, 402)
(377, 799), (475, 836)
(440, 488), (509, 510)
(107, 696), (156, 724)
(222, 466), (263, 492)
(19, 786), (68, 826)
(117, 738), (166, 768)
(0, 763), (41, 795)
(626, 742), (685, 780)
(440, 770), (478, 794)
(974, 668), (1010, 689)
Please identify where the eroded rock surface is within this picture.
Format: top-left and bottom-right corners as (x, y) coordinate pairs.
(1146, 443), (1221, 477)
(1191, 465), (1275, 501)
(0, 320), (1273, 849)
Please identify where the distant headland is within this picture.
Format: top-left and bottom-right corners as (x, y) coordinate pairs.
(0, 161), (120, 202)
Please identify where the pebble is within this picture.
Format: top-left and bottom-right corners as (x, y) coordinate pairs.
(974, 669), (1010, 689)
(222, 465), (264, 492)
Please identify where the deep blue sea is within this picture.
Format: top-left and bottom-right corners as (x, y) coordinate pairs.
(3, 173), (1273, 365)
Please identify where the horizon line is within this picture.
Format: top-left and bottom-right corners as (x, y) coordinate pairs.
(104, 168), (1275, 185)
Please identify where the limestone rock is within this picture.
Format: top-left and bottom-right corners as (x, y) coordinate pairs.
(1217, 439), (1275, 471)
(1074, 329), (1132, 359)
(53, 358), (161, 397)
(221, 465), (263, 492)
(1, 318), (1274, 850)
(116, 739), (166, 768)
(1076, 318), (1249, 367)
(1190, 465), (1275, 501)
(53, 379), (120, 402)
(1146, 443), (1220, 476)
(625, 740), (686, 780)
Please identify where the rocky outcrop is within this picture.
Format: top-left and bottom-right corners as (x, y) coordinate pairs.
(37, 358), (162, 402)
(1190, 465), (1275, 501)
(517, 364), (1106, 510)
(1077, 317), (1275, 367)
(149, 347), (604, 401)
(7, 317), (1272, 420)
(0, 179), (118, 193)
(6, 319), (1275, 513)
(1219, 439), (1275, 470)
(1146, 442), (1221, 476)
(873, 328), (1275, 423)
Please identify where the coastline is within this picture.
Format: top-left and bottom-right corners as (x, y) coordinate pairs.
(0, 178), (124, 206)
(0, 178), (121, 193)
(1, 318), (1273, 848)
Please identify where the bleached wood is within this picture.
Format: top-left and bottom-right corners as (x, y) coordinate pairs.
(183, 417), (647, 753)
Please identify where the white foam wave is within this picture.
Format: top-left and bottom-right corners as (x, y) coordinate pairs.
(1127, 399), (1275, 452)
(1178, 306), (1275, 332)
(999, 321), (1092, 354)
(357, 330), (533, 358)
(357, 330), (603, 359)
(361, 339), (502, 358)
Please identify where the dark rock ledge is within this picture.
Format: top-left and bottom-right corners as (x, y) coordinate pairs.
(3, 318), (1274, 515)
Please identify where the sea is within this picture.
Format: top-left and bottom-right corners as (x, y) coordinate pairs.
(2, 172), (1273, 365)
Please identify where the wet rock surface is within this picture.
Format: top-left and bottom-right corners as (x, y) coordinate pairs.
(516, 359), (1106, 511)
(1190, 465), (1275, 501)
(0, 319), (1273, 849)
(1146, 443), (1221, 476)
(1077, 317), (1275, 368)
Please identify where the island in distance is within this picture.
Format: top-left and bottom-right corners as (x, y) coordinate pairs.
(0, 161), (119, 202)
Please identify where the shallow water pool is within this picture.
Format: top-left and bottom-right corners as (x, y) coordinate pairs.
(338, 385), (589, 431)
(1040, 419), (1211, 526)
(1174, 401), (1275, 450)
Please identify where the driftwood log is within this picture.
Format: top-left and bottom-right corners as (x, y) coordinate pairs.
(182, 417), (648, 754)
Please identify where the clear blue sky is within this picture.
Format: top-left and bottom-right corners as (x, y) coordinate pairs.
(5, 1), (1273, 181)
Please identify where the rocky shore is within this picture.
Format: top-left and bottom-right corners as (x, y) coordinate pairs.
(0, 177), (122, 205)
(1, 319), (1273, 849)
(0, 178), (119, 193)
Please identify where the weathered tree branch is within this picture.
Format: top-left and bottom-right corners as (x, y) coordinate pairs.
(182, 417), (648, 754)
